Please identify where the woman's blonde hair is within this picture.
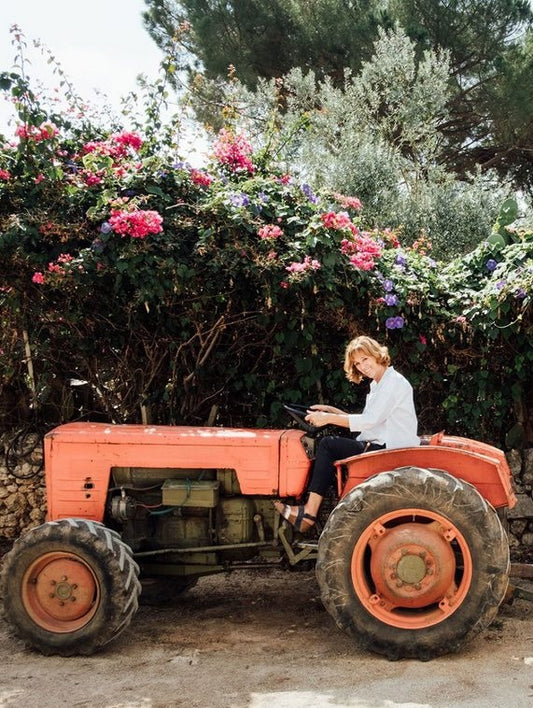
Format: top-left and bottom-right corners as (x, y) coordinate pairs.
(343, 335), (391, 383)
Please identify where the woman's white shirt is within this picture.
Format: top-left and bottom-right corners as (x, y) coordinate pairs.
(347, 366), (420, 448)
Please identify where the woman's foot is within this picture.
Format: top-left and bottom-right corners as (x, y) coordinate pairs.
(274, 501), (317, 532)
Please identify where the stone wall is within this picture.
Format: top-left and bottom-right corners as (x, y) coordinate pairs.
(506, 448), (533, 560)
(1, 432), (532, 559)
(0, 433), (46, 539)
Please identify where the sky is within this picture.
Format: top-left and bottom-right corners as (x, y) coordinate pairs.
(0, 0), (206, 160)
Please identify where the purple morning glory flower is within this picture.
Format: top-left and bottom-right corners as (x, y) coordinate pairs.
(258, 192), (269, 203)
(229, 193), (250, 207)
(385, 316), (404, 329)
(383, 279), (394, 292)
(515, 288), (527, 299)
(394, 254), (407, 267)
(486, 259), (498, 272)
(384, 294), (398, 306)
(495, 280), (506, 290)
(173, 161), (191, 170)
(301, 183), (319, 204)
(100, 221), (112, 234)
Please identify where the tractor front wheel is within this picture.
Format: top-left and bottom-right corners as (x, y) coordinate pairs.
(316, 467), (509, 660)
(1, 518), (141, 656)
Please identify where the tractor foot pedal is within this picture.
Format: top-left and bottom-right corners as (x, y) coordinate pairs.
(296, 541), (318, 550)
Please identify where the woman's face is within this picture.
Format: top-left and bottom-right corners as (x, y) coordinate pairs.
(352, 350), (385, 381)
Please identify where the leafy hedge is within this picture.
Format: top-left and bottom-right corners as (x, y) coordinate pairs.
(0, 75), (531, 448)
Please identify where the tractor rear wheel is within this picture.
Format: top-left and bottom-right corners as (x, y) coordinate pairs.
(316, 467), (509, 660)
(0, 518), (141, 656)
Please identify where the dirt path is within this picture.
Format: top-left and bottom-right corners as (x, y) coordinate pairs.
(1, 568), (532, 708)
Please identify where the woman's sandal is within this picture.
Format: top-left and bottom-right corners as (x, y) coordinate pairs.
(274, 501), (317, 532)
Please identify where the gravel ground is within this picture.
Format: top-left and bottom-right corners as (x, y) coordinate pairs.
(0, 566), (532, 708)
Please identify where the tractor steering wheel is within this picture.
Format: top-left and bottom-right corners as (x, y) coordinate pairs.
(283, 403), (326, 434)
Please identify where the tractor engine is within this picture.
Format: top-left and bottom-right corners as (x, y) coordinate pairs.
(107, 466), (269, 560)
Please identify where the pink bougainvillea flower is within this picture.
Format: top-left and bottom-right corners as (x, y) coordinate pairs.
(419, 335), (427, 345)
(286, 256), (321, 275)
(108, 209), (164, 239)
(57, 253), (73, 264)
(81, 131), (143, 162)
(333, 193), (362, 211)
(16, 122), (59, 142)
(32, 272), (45, 284)
(0, 169), (11, 181)
(321, 210), (358, 236)
(213, 128), (254, 173)
(82, 170), (104, 186)
(48, 262), (65, 275)
(190, 169), (213, 187)
(258, 224), (283, 240)
(340, 233), (383, 271)
(112, 131), (143, 151)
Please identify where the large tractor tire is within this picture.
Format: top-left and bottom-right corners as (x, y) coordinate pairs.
(0, 518), (141, 656)
(316, 467), (509, 660)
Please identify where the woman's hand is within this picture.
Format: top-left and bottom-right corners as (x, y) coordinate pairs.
(308, 404), (345, 415)
(305, 406), (349, 428)
(305, 410), (330, 427)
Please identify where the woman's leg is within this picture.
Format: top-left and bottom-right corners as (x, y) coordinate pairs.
(307, 436), (366, 496)
(274, 436), (365, 531)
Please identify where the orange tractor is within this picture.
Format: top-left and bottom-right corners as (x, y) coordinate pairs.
(0, 405), (517, 660)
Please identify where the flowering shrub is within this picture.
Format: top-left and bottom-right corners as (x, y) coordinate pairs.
(0, 60), (531, 445)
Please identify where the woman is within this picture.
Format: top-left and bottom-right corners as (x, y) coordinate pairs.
(275, 335), (420, 532)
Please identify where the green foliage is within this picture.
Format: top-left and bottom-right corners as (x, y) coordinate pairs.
(145, 0), (533, 192)
(188, 28), (515, 257)
(392, 0), (533, 188)
(143, 0), (389, 87)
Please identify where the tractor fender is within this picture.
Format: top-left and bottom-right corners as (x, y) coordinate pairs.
(336, 440), (516, 510)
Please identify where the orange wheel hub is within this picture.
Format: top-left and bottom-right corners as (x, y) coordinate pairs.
(22, 552), (100, 632)
(351, 508), (473, 629)
(370, 522), (456, 608)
